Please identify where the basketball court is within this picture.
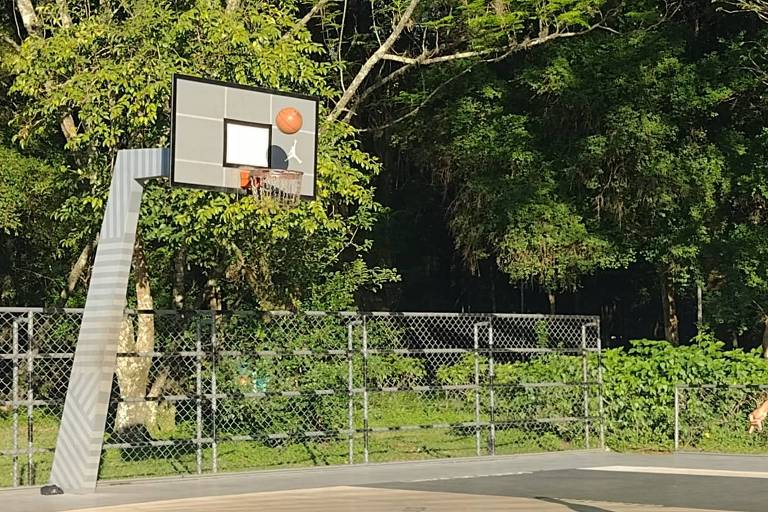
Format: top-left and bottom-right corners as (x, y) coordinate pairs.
(19, 74), (766, 511)
(7, 451), (768, 512)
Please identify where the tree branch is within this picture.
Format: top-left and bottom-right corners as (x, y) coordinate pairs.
(327, 0), (422, 122)
(335, 22), (604, 123)
(720, 0), (768, 22)
(358, 65), (475, 133)
(60, 235), (98, 302)
(384, 29), (589, 65)
(281, 0), (334, 40)
(360, 27), (599, 132)
(381, 47), (498, 65)
(343, 51), (434, 122)
(1, 34), (21, 51)
(16, 0), (41, 36)
(338, 0), (349, 91)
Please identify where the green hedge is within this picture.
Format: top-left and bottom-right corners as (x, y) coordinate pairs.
(436, 333), (768, 451)
(602, 334), (768, 450)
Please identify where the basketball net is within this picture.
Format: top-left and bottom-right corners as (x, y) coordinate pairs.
(240, 167), (303, 206)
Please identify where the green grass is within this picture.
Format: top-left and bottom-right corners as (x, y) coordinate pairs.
(0, 395), (593, 487)
(679, 422), (768, 454)
(0, 410), (59, 487)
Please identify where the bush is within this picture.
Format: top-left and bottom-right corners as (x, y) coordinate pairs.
(436, 332), (768, 451)
(602, 334), (768, 450)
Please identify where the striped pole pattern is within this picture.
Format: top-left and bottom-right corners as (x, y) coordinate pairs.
(48, 149), (170, 493)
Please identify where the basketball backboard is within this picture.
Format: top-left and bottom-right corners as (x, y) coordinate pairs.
(170, 74), (318, 199)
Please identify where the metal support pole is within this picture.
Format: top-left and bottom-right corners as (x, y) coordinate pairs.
(674, 386), (680, 451)
(473, 324), (481, 457)
(488, 319), (495, 456)
(211, 310), (218, 473)
(596, 324), (605, 450)
(347, 321), (356, 464)
(195, 316), (203, 475)
(362, 316), (369, 464)
(27, 311), (34, 484)
(581, 324), (590, 449)
(48, 148), (170, 493)
(12, 317), (19, 487)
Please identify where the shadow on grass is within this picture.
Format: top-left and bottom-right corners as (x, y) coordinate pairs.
(109, 425), (197, 462)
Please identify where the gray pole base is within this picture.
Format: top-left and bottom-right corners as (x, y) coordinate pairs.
(40, 484), (64, 496)
(47, 149), (170, 494)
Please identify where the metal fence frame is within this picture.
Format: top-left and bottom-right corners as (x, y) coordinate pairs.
(0, 308), (602, 487)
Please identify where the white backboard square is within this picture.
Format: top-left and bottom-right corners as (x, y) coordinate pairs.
(224, 120), (270, 168)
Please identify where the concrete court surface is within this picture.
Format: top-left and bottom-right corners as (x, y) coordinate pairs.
(4, 450), (768, 512)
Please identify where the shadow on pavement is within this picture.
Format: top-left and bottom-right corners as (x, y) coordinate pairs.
(536, 496), (615, 512)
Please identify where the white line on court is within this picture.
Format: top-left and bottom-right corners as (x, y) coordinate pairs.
(580, 465), (768, 479)
(406, 471), (532, 482)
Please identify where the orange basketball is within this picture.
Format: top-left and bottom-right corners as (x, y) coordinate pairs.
(276, 107), (303, 134)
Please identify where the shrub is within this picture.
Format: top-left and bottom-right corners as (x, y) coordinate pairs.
(437, 332), (768, 451)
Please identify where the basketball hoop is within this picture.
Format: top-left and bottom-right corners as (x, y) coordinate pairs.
(240, 167), (303, 206)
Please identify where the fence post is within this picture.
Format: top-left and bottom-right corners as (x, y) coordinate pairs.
(347, 320), (355, 465)
(597, 323), (605, 450)
(26, 311), (34, 484)
(581, 324), (590, 449)
(674, 385), (680, 451)
(12, 317), (19, 487)
(211, 310), (218, 473)
(473, 324), (481, 457)
(488, 318), (495, 456)
(362, 315), (369, 464)
(195, 315), (203, 475)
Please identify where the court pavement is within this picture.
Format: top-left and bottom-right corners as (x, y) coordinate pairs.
(4, 451), (768, 512)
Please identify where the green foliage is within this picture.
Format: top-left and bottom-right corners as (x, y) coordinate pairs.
(0, 146), (68, 304)
(601, 334), (768, 449)
(5, 0), (395, 309)
(386, 9), (768, 338)
(0, 146), (55, 235)
(497, 200), (627, 291)
(395, 68), (624, 292)
(437, 333), (768, 450)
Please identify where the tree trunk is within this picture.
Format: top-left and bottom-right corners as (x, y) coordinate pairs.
(60, 236), (97, 302)
(56, 0), (79, 142)
(16, 0), (40, 35)
(547, 291), (556, 315)
(114, 237), (161, 434)
(207, 277), (221, 311)
(660, 271), (679, 345)
(173, 249), (185, 310)
(696, 283), (703, 328)
(15, 0), (79, 142)
(762, 316), (768, 359)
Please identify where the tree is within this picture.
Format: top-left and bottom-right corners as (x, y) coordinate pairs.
(5, 0), (393, 435)
(390, 68), (624, 312)
(320, 0), (612, 123)
(380, 3), (768, 345)
(0, 146), (64, 304)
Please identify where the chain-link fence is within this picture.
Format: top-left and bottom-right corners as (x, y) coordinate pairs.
(0, 308), (602, 487)
(675, 384), (768, 454)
